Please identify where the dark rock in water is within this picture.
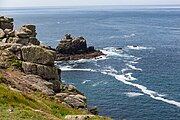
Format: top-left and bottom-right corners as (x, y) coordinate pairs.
(56, 34), (87, 54)
(56, 34), (104, 61)
(89, 106), (99, 115)
(133, 45), (138, 47)
(117, 47), (122, 50)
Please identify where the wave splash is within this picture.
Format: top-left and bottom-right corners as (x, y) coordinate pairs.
(57, 46), (180, 108)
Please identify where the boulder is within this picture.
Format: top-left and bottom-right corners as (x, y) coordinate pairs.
(65, 115), (96, 120)
(6, 37), (30, 45)
(22, 62), (60, 92)
(22, 62), (59, 80)
(0, 22), (13, 30)
(64, 96), (87, 109)
(16, 24), (37, 38)
(4, 29), (15, 37)
(0, 16), (14, 23)
(0, 16), (14, 30)
(0, 29), (5, 38)
(29, 37), (40, 45)
(25, 75), (55, 95)
(21, 46), (56, 66)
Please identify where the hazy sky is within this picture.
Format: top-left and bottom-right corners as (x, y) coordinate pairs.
(1, 0), (180, 7)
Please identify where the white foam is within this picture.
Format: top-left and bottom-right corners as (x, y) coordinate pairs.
(126, 64), (142, 71)
(121, 68), (129, 74)
(92, 81), (108, 87)
(111, 73), (180, 108)
(127, 46), (155, 50)
(101, 47), (134, 59)
(82, 80), (91, 84)
(125, 92), (144, 97)
(122, 33), (136, 38)
(125, 73), (137, 81)
(109, 36), (120, 39)
(129, 61), (138, 64)
(103, 66), (118, 74)
(60, 66), (96, 72)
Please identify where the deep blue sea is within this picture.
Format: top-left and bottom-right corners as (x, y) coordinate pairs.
(1, 5), (180, 120)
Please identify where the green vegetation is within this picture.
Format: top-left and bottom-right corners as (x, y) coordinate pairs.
(0, 84), (85, 120)
(6, 54), (23, 71)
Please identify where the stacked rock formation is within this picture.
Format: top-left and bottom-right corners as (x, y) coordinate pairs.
(0, 16), (60, 92)
(0, 16), (91, 112)
(56, 34), (104, 61)
(0, 16), (40, 45)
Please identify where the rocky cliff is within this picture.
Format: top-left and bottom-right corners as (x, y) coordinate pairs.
(0, 16), (109, 120)
(56, 34), (104, 61)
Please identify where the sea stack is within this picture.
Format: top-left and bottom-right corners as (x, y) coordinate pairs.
(56, 34), (104, 61)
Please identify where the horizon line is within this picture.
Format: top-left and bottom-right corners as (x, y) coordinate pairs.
(1, 4), (180, 9)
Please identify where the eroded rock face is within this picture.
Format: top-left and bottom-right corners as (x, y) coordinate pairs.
(0, 16), (95, 114)
(21, 46), (56, 66)
(0, 15), (61, 93)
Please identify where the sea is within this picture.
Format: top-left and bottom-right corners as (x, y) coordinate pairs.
(1, 5), (180, 120)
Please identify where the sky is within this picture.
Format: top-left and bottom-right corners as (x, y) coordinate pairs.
(1, 0), (180, 7)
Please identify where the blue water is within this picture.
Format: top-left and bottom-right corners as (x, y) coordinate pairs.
(1, 6), (180, 120)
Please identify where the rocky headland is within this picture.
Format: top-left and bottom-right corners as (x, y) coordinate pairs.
(56, 34), (104, 61)
(0, 16), (110, 120)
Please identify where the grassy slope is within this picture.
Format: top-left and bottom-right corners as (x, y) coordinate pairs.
(0, 74), (110, 120)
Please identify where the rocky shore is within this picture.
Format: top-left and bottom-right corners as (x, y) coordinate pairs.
(0, 16), (110, 120)
(56, 34), (104, 61)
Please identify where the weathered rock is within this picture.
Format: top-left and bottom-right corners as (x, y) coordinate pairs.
(56, 50), (104, 61)
(0, 22), (13, 30)
(61, 102), (72, 108)
(22, 62), (61, 92)
(29, 37), (40, 45)
(0, 16), (14, 23)
(74, 94), (87, 102)
(22, 62), (60, 80)
(25, 75), (55, 95)
(22, 62), (37, 75)
(7, 43), (22, 52)
(89, 106), (98, 115)
(0, 42), (14, 50)
(56, 93), (69, 98)
(65, 115), (96, 120)
(4, 29), (15, 37)
(16, 24), (37, 38)
(0, 29), (5, 38)
(56, 34), (104, 61)
(64, 96), (87, 109)
(21, 46), (56, 65)
(56, 34), (87, 54)
(7, 37), (30, 45)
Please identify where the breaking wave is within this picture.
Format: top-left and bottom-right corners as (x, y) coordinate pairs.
(124, 92), (144, 97)
(127, 45), (155, 50)
(57, 46), (180, 108)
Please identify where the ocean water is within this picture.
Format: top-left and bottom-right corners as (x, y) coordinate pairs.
(1, 6), (180, 120)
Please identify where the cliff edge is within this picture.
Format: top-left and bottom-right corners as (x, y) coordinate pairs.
(0, 16), (110, 120)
